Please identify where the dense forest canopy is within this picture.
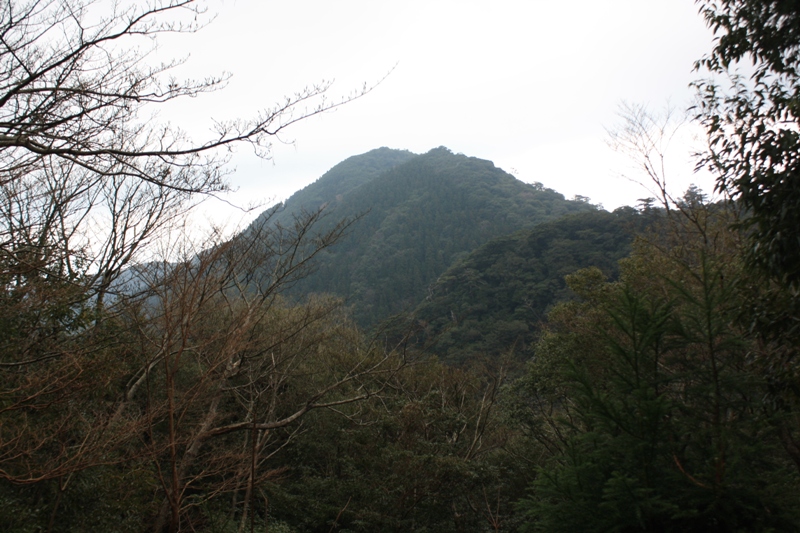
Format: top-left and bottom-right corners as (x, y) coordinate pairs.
(252, 146), (594, 327)
(405, 208), (651, 364)
(1, 1), (800, 532)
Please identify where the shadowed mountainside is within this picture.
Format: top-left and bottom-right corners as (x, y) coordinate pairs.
(251, 146), (596, 326)
(403, 208), (650, 363)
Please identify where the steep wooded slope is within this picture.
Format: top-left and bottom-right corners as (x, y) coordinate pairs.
(404, 208), (648, 363)
(253, 146), (595, 326)
(250, 147), (417, 230)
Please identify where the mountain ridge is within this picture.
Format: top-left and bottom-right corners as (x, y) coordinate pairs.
(250, 146), (597, 326)
(250, 147), (417, 231)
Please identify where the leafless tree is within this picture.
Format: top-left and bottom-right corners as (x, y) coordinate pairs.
(0, 3), (385, 529)
(117, 212), (404, 533)
(0, 0), (370, 302)
(605, 102), (690, 212)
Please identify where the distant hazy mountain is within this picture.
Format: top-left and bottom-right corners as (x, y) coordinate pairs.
(251, 146), (596, 326)
(403, 208), (648, 363)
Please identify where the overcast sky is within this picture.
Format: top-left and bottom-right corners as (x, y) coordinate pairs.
(158, 0), (717, 227)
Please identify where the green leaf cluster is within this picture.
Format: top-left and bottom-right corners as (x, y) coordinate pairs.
(516, 206), (800, 531)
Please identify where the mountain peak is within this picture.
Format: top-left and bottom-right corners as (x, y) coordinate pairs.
(253, 147), (596, 326)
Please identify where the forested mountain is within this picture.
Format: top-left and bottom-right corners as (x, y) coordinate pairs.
(250, 147), (418, 230)
(253, 146), (595, 326)
(405, 208), (649, 363)
(5, 2), (800, 531)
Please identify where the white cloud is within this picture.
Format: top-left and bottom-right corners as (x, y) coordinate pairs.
(155, 0), (716, 224)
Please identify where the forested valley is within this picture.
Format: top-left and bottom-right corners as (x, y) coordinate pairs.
(3, 1), (800, 532)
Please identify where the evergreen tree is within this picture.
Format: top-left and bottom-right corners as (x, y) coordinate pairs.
(517, 204), (800, 531)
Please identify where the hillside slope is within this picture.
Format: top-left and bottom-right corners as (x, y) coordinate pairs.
(404, 208), (648, 363)
(252, 147), (595, 326)
(250, 147), (417, 230)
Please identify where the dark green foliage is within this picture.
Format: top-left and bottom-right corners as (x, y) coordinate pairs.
(695, 0), (800, 289)
(259, 359), (528, 532)
(249, 147), (417, 231)
(252, 146), (594, 327)
(695, 1), (800, 469)
(407, 208), (647, 364)
(516, 206), (800, 532)
(0, 465), (158, 533)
